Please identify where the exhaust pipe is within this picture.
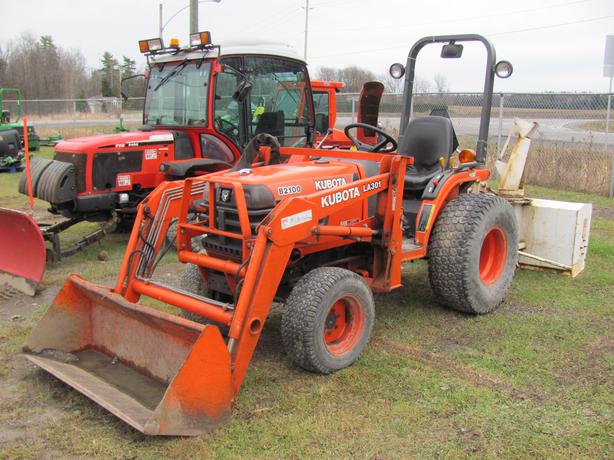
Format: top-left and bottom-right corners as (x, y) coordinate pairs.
(23, 275), (233, 435)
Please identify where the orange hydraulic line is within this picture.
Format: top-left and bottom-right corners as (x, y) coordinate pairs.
(132, 279), (233, 325)
(115, 206), (145, 293)
(178, 250), (247, 277)
(313, 225), (375, 238)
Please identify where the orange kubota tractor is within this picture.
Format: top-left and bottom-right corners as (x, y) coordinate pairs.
(23, 34), (518, 435)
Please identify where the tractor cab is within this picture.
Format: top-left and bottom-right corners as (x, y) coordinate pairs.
(141, 35), (316, 165)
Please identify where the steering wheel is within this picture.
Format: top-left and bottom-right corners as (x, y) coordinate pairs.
(344, 123), (397, 153)
(215, 116), (240, 134)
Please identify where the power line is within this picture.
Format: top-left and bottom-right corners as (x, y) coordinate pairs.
(490, 13), (614, 35)
(309, 0), (596, 34)
(310, 12), (614, 60)
(241, 2), (302, 34)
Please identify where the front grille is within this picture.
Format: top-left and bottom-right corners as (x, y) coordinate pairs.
(201, 203), (272, 261)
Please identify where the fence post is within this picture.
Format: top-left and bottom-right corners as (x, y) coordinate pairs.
(607, 94), (613, 198)
(497, 93), (504, 153)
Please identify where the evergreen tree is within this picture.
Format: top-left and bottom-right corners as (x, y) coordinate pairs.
(100, 51), (118, 97)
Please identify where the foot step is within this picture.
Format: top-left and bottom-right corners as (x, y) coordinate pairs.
(402, 240), (423, 252)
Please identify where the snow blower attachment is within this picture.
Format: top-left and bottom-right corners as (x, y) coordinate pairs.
(0, 208), (45, 296)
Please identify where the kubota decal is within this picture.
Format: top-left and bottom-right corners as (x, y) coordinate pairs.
(321, 186), (360, 207)
(314, 177), (347, 191)
(277, 185), (302, 196)
(320, 180), (383, 208)
(362, 180), (382, 192)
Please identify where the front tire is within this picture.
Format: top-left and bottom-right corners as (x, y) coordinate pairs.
(428, 193), (518, 314)
(281, 267), (375, 374)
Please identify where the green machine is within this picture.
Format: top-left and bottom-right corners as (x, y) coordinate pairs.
(0, 88), (40, 151)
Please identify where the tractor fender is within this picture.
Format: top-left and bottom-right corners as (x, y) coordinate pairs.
(160, 159), (232, 178)
(415, 167), (490, 247)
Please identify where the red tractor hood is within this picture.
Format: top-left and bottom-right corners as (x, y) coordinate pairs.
(54, 130), (175, 152)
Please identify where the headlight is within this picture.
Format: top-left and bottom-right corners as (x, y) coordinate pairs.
(495, 60), (513, 79)
(389, 63), (405, 79)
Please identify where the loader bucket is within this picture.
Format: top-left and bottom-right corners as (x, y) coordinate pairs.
(0, 207), (46, 296)
(23, 275), (233, 436)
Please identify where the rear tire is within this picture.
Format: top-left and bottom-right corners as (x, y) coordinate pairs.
(428, 193), (518, 314)
(281, 267), (375, 374)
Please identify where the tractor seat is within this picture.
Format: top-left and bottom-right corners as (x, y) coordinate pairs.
(255, 111), (285, 139)
(398, 116), (455, 192)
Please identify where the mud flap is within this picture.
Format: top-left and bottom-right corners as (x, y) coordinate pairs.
(23, 276), (233, 436)
(0, 208), (46, 296)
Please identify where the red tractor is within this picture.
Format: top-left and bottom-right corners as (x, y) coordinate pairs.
(23, 34), (518, 435)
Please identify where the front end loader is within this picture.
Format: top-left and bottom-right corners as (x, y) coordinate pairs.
(23, 34), (519, 435)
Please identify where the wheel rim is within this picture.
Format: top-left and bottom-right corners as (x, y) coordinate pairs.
(479, 226), (508, 285)
(323, 295), (364, 356)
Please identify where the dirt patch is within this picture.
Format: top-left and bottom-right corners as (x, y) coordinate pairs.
(0, 284), (60, 324)
(554, 336), (614, 388)
(375, 337), (543, 403)
(593, 206), (614, 220)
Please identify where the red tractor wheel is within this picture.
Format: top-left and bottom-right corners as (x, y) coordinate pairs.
(281, 267), (374, 374)
(428, 193), (518, 314)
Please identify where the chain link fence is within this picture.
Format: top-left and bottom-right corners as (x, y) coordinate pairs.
(3, 93), (613, 196)
(337, 92), (614, 196)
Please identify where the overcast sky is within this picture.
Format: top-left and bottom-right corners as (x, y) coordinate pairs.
(2, 0), (613, 92)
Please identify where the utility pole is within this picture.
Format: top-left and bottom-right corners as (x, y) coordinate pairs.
(190, 0), (198, 34)
(159, 3), (163, 38)
(303, 0), (310, 60)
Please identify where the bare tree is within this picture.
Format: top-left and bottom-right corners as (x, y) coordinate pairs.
(315, 65), (375, 93)
(315, 66), (339, 82)
(414, 76), (432, 93)
(1, 33), (92, 100)
(433, 73), (449, 93)
(378, 73), (403, 94)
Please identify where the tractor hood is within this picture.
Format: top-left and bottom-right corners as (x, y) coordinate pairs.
(211, 161), (360, 209)
(54, 130), (174, 152)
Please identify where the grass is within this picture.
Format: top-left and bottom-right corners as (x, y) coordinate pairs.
(0, 149), (612, 458)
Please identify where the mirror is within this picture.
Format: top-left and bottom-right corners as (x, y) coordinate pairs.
(441, 43), (464, 59)
(120, 74), (145, 102)
(232, 79), (253, 102)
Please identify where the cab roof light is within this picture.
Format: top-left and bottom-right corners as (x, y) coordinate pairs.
(138, 38), (164, 54)
(190, 31), (212, 47)
(169, 38), (180, 48)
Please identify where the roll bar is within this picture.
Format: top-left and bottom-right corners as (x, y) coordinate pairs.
(399, 34), (497, 163)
